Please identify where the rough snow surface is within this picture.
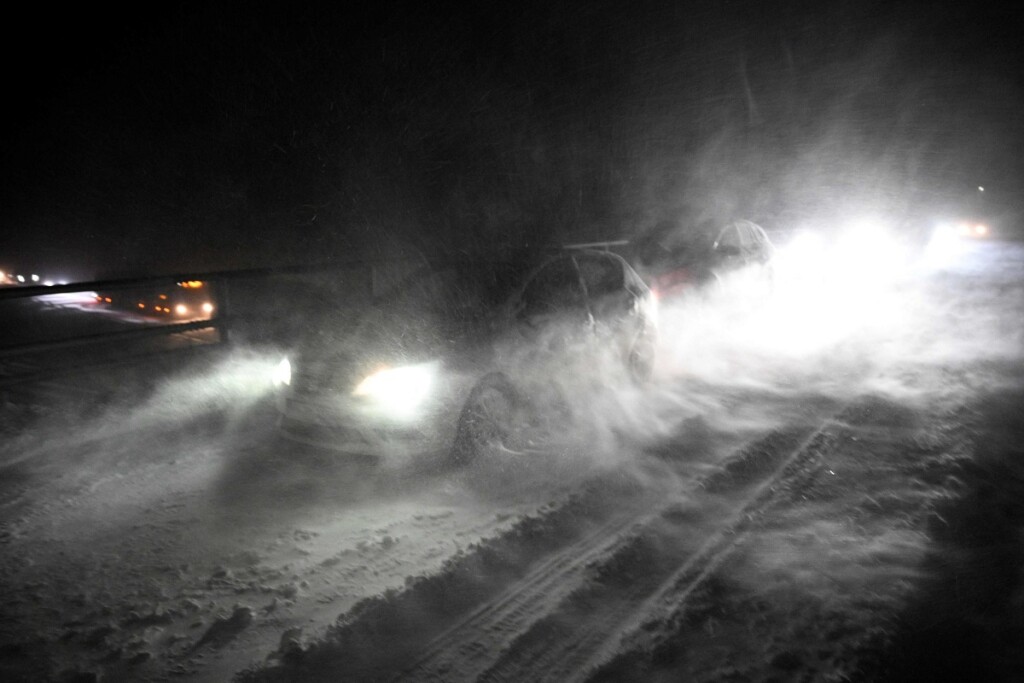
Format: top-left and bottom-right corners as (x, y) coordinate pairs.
(2, 241), (1023, 682)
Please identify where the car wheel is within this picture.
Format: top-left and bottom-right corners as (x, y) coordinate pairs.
(449, 373), (531, 467)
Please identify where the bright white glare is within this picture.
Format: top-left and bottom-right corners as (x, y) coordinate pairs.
(31, 274), (39, 282)
(272, 357), (291, 387)
(175, 304), (189, 315)
(833, 218), (909, 280)
(43, 280), (54, 287)
(773, 230), (827, 277)
(924, 224), (966, 269)
(201, 302), (214, 314)
(978, 186), (985, 192)
(742, 217), (915, 356)
(16, 275), (25, 283)
(352, 362), (437, 417)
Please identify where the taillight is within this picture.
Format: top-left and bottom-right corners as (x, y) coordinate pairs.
(653, 269), (693, 297)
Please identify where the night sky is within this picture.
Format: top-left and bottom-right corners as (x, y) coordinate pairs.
(3, 1), (1022, 281)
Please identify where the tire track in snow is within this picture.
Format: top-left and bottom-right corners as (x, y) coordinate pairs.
(475, 415), (844, 683)
(395, 495), (669, 682)
(236, 406), (842, 683)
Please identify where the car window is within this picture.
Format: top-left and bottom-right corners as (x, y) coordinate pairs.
(515, 257), (584, 321)
(715, 225), (742, 252)
(637, 222), (717, 267)
(750, 222), (771, 248)
(734, 222), (753, 247)
(741, 221), (764, 246)
(354, 265), (499, 351)
(575, 253), (624, 298)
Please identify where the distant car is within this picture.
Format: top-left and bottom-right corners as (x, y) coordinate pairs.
(949, 219), (992, 239)
(275, 249), (657, 465)
(94, 280), (216, 320)
(632, 219), (776, 299)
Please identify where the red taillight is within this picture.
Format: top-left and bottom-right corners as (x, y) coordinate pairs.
(653, 269), (693, 298)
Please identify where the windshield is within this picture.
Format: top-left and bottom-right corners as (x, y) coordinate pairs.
(342, 261), (516, 356)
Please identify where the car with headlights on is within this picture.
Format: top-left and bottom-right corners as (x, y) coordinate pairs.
(274, 249), (657, 465)
(632, 218), (775, 300)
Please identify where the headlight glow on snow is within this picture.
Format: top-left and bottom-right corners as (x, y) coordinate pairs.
(272, 357), (291, 387)
(352, 362), (437, 417)
(925, 223), (968, 268)
(833, 217), (908, 279)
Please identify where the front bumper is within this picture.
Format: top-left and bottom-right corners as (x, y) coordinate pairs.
(278, 392), (440, 455)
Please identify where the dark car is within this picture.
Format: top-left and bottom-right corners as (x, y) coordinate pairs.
(275, 249), (657, 465)
(632, 219), (776, 299)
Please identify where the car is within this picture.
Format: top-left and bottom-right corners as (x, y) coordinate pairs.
(94, 280), (216, 320)
(275, 248), (657, 466)
(943, 218), (993, 240)
(632, 218), (776, 299)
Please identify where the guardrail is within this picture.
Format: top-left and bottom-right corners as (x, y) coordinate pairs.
(0, 256), (436, 372)
(0, 242), (636, 381)
(0, 274), (227, 359)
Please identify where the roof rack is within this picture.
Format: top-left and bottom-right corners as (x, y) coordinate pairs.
(560, 240), (630, 252)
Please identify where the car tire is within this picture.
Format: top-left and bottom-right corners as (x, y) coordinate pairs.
(448, 373), (530, 467)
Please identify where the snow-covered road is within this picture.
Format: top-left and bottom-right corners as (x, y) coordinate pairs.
(2, 240), (1023, 682)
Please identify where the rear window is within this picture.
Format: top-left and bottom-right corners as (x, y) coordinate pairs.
(575, 254), (624, 297)
(517, 257), (584, 319)
(715, 224), (743, 251)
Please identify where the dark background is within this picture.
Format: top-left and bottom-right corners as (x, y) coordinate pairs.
(2, 1), (1022, 281)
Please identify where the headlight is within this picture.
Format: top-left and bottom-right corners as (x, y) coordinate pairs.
(352, 362), (437, 416)
(175, 304), (189, 316)
(272, 358), (291, 387)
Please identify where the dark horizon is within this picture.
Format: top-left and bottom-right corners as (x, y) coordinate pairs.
(3, 1), (1022, 281)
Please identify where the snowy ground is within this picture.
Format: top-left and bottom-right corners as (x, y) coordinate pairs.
(1, 239), (1022, 682)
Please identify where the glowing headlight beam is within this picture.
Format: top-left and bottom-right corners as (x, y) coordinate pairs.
(272, 358), (291, 387)
(352, 362), (437, 417)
